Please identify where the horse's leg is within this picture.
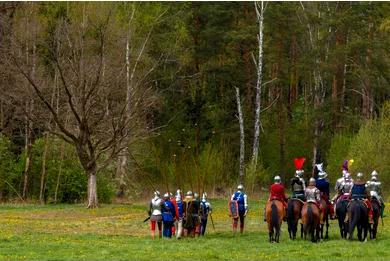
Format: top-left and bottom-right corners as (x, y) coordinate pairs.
(269, 231), (272, 243)
(325, 215), (329, 239)
(301, 223), (304, 239)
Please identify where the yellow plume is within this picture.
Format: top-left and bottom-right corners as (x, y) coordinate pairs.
(348, 159), (354, 167)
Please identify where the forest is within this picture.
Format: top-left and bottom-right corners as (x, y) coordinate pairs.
(0, 2), (389, 206)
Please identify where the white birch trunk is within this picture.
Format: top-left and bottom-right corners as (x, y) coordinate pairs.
(252, 1), (265, 169)
(87, 171), (98, 208)
(235, 87), (245, 184)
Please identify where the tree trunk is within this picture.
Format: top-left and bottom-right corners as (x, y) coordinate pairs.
(39, 132), (49, 204)
(22, 101), (32, 200)
(54, 140), (65, 203)
(252, 1), (265, 169)
(87, 170), (98, 208)
(235, 87), (245, 184)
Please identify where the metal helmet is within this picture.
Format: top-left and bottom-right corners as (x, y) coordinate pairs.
(154, 191), (160, 198)
(371, 170), (378, 177)
(342, 170), (348, 178)
(309, 177), (316, 186)
(237, 184), (244, 191)
(371, 175), (378, 181)
(186, 191), (193, 197)
(202, 192), (207, 201)
(295, 170), (304, 178)
(274, 175), (281, 183)
(194, 192), (199, 199)
(318, 171), (328, 179)
(356, 172), (364, 180)
(163, 193), (170, 199)
(344, 172), (351, 181)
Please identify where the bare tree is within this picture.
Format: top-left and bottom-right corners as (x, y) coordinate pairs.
(6, 4), (157, 208)
(252, 1), (266, 170)
(235, 87), (245, 184)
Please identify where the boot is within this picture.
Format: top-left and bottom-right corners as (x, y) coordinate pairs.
(344, 213), (349, 223)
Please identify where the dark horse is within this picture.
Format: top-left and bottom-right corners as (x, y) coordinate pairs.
(369, 198), (381, 239)
(287, 198), (303, 240)
(301, 202), (320, 243)
(336, 197), (349, 239)
(266, 200), (284, 243)
(319, 197), (329, 239)
(348, 200), (369, 241)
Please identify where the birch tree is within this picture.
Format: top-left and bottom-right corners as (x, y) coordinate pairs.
(252, 1), (266, 170)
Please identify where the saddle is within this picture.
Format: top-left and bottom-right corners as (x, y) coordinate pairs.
(349, 199), (369, 210)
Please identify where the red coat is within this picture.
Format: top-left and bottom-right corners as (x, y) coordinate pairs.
(269, 183), (287, 203)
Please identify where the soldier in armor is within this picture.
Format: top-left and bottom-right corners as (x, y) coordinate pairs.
(315, 163), (335, 219)
(183, 191), (200, 237)
(347, 172), (373, 224)
(200, 192), (212, 236)
(331, 170), (347, 204)
(162, 193), (176, 239)
(231, 184), (248, 234)
(174, 189), (184, 239)
(149, 191), (164, 239)
(193, 193), (201, 237)
(291, 157), (306, 201)
(169, 192), (179, 236)
(305, 178), (321, 208)
(366, 170), (385, 217)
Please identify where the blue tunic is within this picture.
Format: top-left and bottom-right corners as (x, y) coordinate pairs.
(162, 201), (176, 222)
(316, 178), (330, 197)
(232, 192), (246, 214)
(351, 183), (367, 200)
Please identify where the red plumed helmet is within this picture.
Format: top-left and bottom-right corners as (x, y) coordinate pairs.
(294, 157), (306, 170)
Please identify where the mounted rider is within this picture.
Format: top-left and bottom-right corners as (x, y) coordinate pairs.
(315, 163), (335, 219)
(305, 178), (322, 210)
(291, 157), (306, 201)
(366, 170), (385, 217)
(347, 172), (373, 224)
(230, 184), (248, 234)
(331, 160), (354, 216)
(200, 192), (212, 236)
(268, 176), (288, 221)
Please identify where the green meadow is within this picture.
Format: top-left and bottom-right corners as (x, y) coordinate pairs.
(0, 200), (389, 260)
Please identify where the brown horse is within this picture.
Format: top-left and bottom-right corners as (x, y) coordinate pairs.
(266, 200), (284, 243)
(301, 202), (320, 242)
(287, 198), (303, 240)
(319, 198), (329, 239)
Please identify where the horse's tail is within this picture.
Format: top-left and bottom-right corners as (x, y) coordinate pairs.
(307, 203), (313, 233)
(271, 202), (279, 232)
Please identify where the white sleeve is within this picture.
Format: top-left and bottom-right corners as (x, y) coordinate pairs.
(244, 194), (248, 210)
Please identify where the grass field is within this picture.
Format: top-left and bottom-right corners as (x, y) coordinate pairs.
(0, 199), (389, 260)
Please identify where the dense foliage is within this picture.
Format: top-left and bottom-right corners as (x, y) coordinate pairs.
(0, 2), (389, 202)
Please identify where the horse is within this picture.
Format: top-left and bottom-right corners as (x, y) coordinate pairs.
(336, 196), (349, 239)
(348, 200), (369, 242)
(319, 197), (329, 239)
(287, 198), (303, 240)
(265, 199), (284, 243)
(369, 198), (381, 239)
(301, 202), (320, 243)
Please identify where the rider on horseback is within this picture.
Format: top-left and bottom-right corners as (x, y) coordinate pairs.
(315, 163), (335, 219)
(305, 178), (321, 209)
(346, 172), (373, 224)
(267, 176), (288, 221)
(291, 158), (306, 201)
(366, 170), (385, 218)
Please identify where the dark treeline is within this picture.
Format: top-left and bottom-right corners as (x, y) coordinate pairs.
(0, 2), (389, 204)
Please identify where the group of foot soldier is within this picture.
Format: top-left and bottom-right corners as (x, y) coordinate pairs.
(148, 190), (211, 239)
